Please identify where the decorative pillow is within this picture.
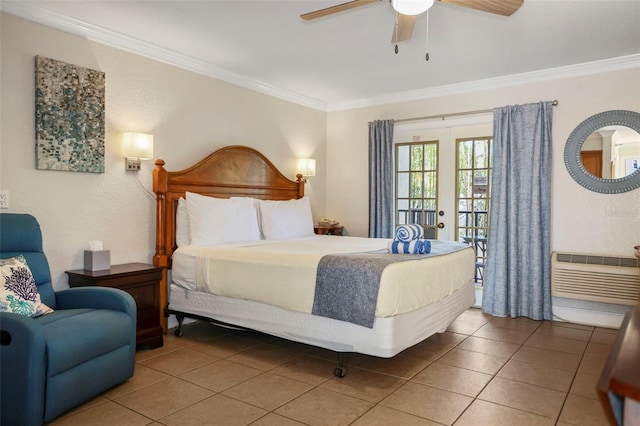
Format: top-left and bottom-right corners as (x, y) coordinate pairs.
(186, 192), (261, 246)
(0, 255), (53, 317)
(175, 197), (191, 247)
(258, 197), (315, 240)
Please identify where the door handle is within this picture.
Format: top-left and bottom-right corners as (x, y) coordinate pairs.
(437, 222), (445, 229)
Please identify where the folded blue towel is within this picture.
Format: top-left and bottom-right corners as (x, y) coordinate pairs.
(394, 224), (424, 242)
(388, 239), (432, 254)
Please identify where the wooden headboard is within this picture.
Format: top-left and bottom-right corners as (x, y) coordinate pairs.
(153, 145), (304, 330)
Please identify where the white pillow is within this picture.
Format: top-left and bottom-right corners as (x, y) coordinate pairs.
(186, 192), (261, 246)
(175, 197), (190, 247)
(259, 197), (315, 240)
(231, 197), (263, 239)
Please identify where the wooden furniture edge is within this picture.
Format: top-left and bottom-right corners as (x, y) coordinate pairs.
(66, 263), (164, 348)
(597, 303), (640, 425)
(152, 145), (305, 332)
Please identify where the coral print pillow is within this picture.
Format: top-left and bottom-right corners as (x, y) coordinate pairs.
(0, 255), (53, 317)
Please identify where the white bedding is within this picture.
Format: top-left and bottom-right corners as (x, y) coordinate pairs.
(168, 281), (476, 357)
(172, 235), (475, 318)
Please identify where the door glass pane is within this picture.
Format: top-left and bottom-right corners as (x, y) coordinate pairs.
(397, 198), (409, 225)
(476, 139), (489, 168)
(397, 212), (407, 225)
(410, 145), (423, 171)
(424, 144), (437, 170)
(397, 172), (409, 198)
(474, 169), (488, 179)
(409, 200), (422, 225)
(458, 171), (473, 198)
(424, 205), (436, 225)
(410, 172), (423, 197)
(458, 200), (472, 228)
(458, 199), (471, 211)
(397, 145), (410, 171)
(474, 199), (488, 212)
(424, 171), (436, 197)
(458, 140), (473, 169)
(424, 199), (436, 211)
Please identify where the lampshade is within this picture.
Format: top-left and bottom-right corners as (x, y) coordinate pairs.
(123, 132), (154, 159)
(392, 0), (434, 15)
(297, 158), (316, 177)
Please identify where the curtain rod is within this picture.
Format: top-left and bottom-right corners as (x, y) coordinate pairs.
(394, 100), (558, 124)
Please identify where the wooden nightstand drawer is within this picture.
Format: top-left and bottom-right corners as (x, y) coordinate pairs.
(66, 263), (163, 349)
(137, 306), (159, 330)
(125, 283), (156, 310)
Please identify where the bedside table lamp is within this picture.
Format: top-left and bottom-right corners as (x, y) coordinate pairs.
(123, 132), (154, 171)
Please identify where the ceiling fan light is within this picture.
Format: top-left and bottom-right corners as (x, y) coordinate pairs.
(392, 0), (434, 16)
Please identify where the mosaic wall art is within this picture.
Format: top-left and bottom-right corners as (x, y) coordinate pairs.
(35, 56), (105, 173)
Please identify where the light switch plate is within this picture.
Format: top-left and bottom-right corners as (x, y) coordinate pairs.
(0, 190), (8, 209)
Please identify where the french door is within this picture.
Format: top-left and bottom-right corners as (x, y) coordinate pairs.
(394, 117), (493, 290)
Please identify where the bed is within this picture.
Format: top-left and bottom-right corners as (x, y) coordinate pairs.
(153, 145), (475, 376)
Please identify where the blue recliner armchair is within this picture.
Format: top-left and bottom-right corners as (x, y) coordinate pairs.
(0, 213), (137, 425)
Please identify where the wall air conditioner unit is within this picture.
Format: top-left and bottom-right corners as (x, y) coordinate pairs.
(551, 252), (640, 306)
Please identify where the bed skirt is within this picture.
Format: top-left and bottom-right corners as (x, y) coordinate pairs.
(168, 280), (475, 358)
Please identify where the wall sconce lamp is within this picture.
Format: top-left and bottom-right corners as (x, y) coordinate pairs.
(297, 158), (316, 183)
(123, 132), (154, 171)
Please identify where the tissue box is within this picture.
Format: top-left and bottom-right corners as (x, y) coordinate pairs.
(84, 250), (110, 271)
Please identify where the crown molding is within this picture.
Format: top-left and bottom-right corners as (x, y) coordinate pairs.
(328, 54), (640, 112)
(1, 3), (328, 111)
(3, 3), (639, 114)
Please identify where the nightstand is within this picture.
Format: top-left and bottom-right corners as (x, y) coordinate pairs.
(314, 224), (344, 236)
(66, 263), (164, 349)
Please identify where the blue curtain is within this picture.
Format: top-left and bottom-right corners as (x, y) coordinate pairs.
(368, 119), (394, 238)
(482, 102), (553, 320)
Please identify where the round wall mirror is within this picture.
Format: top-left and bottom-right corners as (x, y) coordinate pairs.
(564, 110), (640, 194)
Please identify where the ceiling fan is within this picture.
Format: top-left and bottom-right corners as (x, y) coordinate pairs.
(301, 0), (523, 44)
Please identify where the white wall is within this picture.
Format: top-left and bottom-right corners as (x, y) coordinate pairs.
(2, 11), (639, 297)
(0, 13), (327, 289)
(326, 69), (640, 258)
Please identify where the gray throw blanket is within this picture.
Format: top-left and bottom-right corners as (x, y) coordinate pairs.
(312, 240), (469, 328)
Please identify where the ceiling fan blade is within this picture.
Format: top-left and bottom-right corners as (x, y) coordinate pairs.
(439, 0), (524, 16)
(301, 0), (379, 21)
(391, 14), (416, 43)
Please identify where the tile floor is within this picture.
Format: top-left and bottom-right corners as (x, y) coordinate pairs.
(47, 308), (615, 426)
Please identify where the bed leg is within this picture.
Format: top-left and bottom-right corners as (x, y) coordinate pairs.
(174, 314), (185, 337)
(333, 353), (346, 378)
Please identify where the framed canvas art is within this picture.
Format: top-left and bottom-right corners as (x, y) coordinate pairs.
(35, 56), (105, 173)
